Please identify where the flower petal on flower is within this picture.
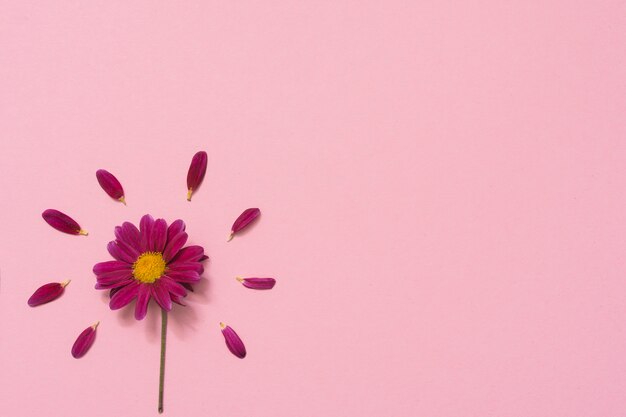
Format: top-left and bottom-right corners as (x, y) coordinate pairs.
(169, 245), (205, 263)
(93, 260), (131, 275)
(42, 209), (87, 235)
(95, 267), (133, 282)
(236, 277), (276, 290)
(95, 276), (134, 290)
(95, 272), (134, 289)
(164, 270), (200, 283)
(71, 322), (99, 359)
(28, 281), (70, 306)
(134, 285), (151, 320)
(96, 169), (125, 203)
(116, 238), (141, 260)
(117, 222), (141, 250)
(228, 208), (260, 241)
(220, 323), (246, 359)
(109, 281), (141, 310)
(109, 286), (125, 298)
(139, 214), (155, 252)
(167, 219), (186, 241)
(167, 261), (204, 274)
(159, 276), (188, 298)
(186, 151), (207, 201)
(162, 232), (188, 262)
(150, 282), (172, 311)
(151, 218), (168, 252)
(107, 241), (136, 264)
(171, 295), (186, 306)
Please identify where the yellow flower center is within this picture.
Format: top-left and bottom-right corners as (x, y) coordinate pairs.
(132, 252), (166, 283)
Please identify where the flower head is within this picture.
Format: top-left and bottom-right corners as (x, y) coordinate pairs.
(93, 214), (207, 320)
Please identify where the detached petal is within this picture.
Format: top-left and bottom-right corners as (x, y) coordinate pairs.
(236, 277), (276, 290)
(42, 209), (87, 235)
(71, 322), (99, 359)
(96, 169), (126, 204)
(186, 151), (207, 201)
(27, 281), (70, 306)
(228, 208), (260, 241)
(220, 323), (246, 359)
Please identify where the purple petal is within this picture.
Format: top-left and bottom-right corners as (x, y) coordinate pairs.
(186, 151), (207, 201)
(107, 241), (136, 264)
(151, 219), (167, 253)
(170, 245), (205, 263)
(167, 261), (204, 274)
(162, 232), (188, 262)
(139, 214), (155, 252)
(93, 260), (131, 275)
(109, 281), (140, 310)
(42, 209), (87, 236)
(115, 239), (141, 261)
(95, 275), (134, 290)
(164, 270), (200, 283)
(96, 169), (125, 203)
(71, 322), (98, 359)
(220, 323), (246, 359)
(95, 268), (133, 282)
(27, 281), (69, 306)
(159, 276), (188, 298)
(116, 222), (141, 250)
(236, 277), (276, 290)
(109, 286), (125, 298)
(167, 219), (186, 241)
(150, 282), (172, 311)
(228, 208), (260, 241)
(171, 295), (187, 306)
(134, 285), (151, 320)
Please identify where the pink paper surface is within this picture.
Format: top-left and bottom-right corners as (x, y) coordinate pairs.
(1, 1), (625, 416)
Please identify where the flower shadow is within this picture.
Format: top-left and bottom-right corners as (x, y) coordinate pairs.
(169, 274), (212, 340)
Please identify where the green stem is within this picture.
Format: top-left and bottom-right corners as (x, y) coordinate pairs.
(158, 309), (168, 413)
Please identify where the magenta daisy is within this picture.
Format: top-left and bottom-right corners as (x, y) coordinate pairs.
(93, 214), (208, 320)
(93, 214), (208, 413)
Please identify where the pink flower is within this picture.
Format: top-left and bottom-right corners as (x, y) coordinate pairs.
(93, 214), (208, 320)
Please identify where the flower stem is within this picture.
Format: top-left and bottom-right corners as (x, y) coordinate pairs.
(158, 309), (168, 414)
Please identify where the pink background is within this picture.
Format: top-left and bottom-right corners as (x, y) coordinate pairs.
(1, 1), (625, 416)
